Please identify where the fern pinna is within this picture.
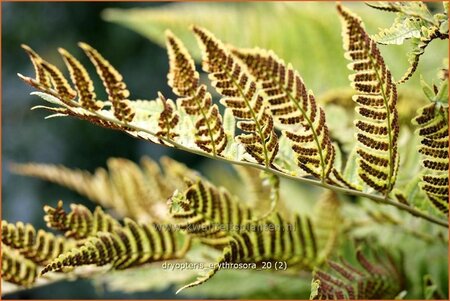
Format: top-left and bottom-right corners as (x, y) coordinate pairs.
(338, 4), (399, 196)
(169, 179), (253, 247)
(40, 203), (190, 275)
(311, 248), (404, 300)
(413, 103), (449, 214)
(2, 246), (38, 287)
(231, 48), (335, 181)
(193, 26), (279, 167)
(177, 212), (319, 294)
(2, 220), (74, 266)
(166, 31), (227, 155)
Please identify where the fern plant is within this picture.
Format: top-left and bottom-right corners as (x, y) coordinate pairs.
(4, 2), (448, 299)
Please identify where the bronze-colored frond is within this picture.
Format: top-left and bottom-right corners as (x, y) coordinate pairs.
(193, 26), (278, 167)
(1, 220), (73, 265)
(78, 42), (135, 122)
(232, 48), (335, 179)
(412, 103), (449, 214)
(338, 4), (399, 195)
(41, 217), (189, 275)
(2, 246), (38, 287)
(44, 200), (120, 240)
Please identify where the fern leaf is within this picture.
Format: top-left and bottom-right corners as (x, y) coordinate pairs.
(177, 213), (318, 293)
(312, 191), (342, 263)
(1, 246), (38, 287)
(44, 200), (120, 240)
(311, 248), (404, 299)
(169, 179), (253, 247)
(166, 31), (227, 155)
(338, 4), (400, 195)
(58, 48), (103, 111)
(412, 103), (449, 215)
(232, 48), (336, 180)
(78, 42), (135, 122)
(11, 157), (196, 222)
(41, 216), (189, 275)
(373, 16), (425, 45)
(1, 220), (73, 265)
(193, 26), (279, 167)
(156, 92), (180, 144)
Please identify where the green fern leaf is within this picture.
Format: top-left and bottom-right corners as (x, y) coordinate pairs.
(412, 103), (449, 215)
(373, 17), (425, 45)
(44, 200), (120, 240)
(193, 26), (279, 168)
(1, 246), (38, 287)
(156, 92), (180, 144)
(311, 248), (404, 299)
(169, 179), (253, 247)
(1, 220), (74, 265)
(166, 31), (227, 155)
(177, 213), (318, 293)
(40, 215), (190, 275)
(338, 4), (400, 195)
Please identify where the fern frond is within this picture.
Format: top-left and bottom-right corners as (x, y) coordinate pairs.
(338, 4), (400, 195)
(169, 179), (253, 247)
(44, 200), (120, 240)
(193, 26), (279, 167)
(412, 103), (449, 215)
(78, 42), (135, 122)
(41, 217), (189, 275)
(166, 31), (227, 155)
(177, 213), (318, 293)
(11, 157), (197, 221)
(311, 248), (404, 299)
(1, 246), (38, 287)
(232, 48), (335, 180)
(1, 220), (73, 265)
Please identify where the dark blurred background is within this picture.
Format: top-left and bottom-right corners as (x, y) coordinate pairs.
(2, 2), (204, 299)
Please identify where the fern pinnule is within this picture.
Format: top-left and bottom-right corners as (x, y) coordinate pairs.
(40, 218), (188, 275)
(232, 48), (336, 180)
(169, 179), (253, 247)
(1, 220), (73, 265)
(44, 200), (120, 240)
(338, 4), (400, 195)
(177, 212), (319, 293)
(2, 246), (38, 287)
(412, 103), (449, 214)
(193, 26), (279, 167)
(166, 31), (227, 155)
(58, 48), (103, 111)
(78, 42), (135, 122)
